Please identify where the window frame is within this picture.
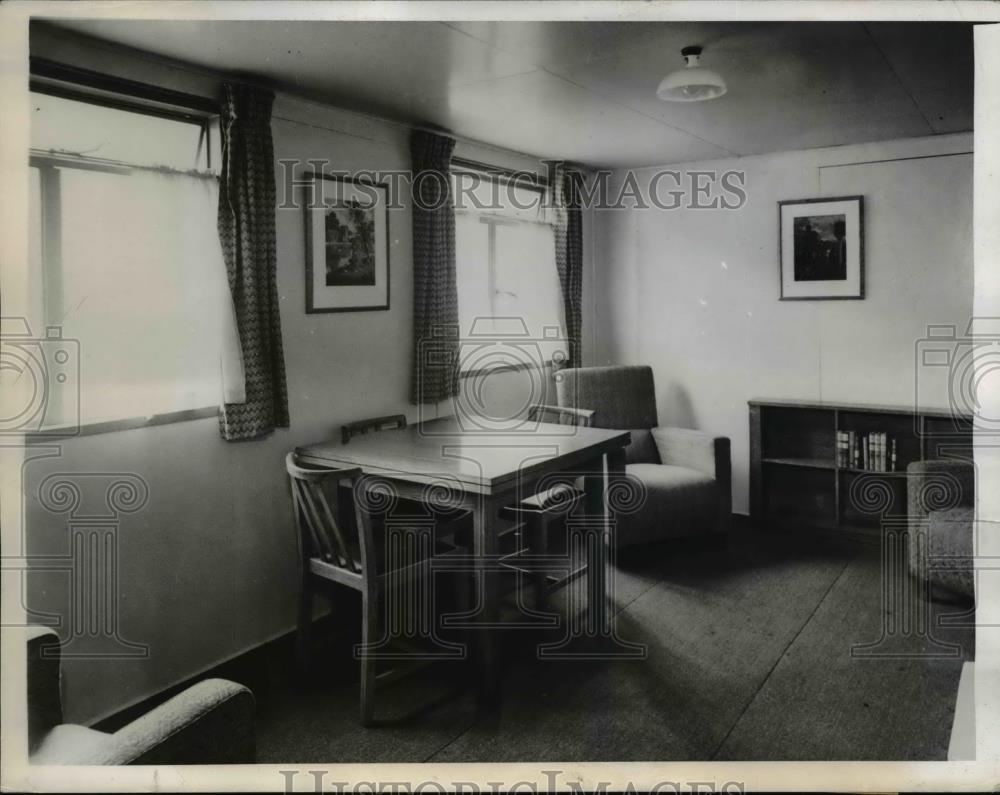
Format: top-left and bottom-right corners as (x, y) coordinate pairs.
(25, 63), (226, 441)
(450, 162), (563, 380)
(30, 58), (218, 126)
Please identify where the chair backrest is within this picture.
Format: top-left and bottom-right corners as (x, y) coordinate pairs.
(556, 366), (658, 430)
(285, 453), (365, 573)
(342, 414), (407, 445)
(526, 404), (593, 426)
(555, 365), (660, 464)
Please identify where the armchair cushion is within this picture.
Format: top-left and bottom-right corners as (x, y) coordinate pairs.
(622, 464), (720, 546)
(651, 427), (728, 480)
(625, 428), (660, 465)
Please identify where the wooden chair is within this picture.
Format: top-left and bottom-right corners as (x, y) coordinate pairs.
(527, 403), (595, 427)
(341, 414), (408, 445)
(496, 405), (591, 615)
(499, 483), (586, 614)
(341, 414), (472, 547)
(285, 453), (465, 725)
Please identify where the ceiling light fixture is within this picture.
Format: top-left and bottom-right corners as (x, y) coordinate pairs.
(657, 45), (727, 102)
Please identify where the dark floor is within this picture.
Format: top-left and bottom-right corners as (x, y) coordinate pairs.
(204, 526), (976, 762)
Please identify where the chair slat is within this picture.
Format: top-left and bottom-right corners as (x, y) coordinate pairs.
(312, 478), (360, 572)
(296, 478), (347, 566)
(527, 404), (595, 427)
(342, 414), (407, 445)
(286, 454), (362, 571)
(291, 481), (331, 563)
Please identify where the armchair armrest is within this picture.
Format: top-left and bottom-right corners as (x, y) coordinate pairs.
(527, 404), (595, 426)
(98, 678), (255, 765)
(651, 427), (729, 479)
(26, 626), (63, 752)
(906, 459), (975, 527)
(651, 427), (732, 532)
(905, 459), (975, 588)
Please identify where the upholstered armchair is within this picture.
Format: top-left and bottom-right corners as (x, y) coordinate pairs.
(26, 627), (256, 764)
(555, 365), (731, 547)
(906, 459), (975, 601)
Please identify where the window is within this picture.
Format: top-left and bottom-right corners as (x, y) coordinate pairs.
(452, 167), (565, 373)
(25, 90), (240, 430)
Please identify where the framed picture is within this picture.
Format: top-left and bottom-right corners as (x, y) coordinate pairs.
(778, 195), (864, 300)
(305, 173), (389, 313)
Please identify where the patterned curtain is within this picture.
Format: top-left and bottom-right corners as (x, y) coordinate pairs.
(217, 83), (290, 440)
(553, 164), (584, 369)
(410, 130), (459, 405)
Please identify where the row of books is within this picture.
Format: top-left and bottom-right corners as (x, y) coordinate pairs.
(836, 430), (898, 471)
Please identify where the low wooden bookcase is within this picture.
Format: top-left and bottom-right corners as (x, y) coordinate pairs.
(749, 399), (972, 539)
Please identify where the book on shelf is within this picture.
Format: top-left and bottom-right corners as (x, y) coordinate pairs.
(836, 429), (898, 472)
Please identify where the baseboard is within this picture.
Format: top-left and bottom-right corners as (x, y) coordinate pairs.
(90, 613), (340, 733)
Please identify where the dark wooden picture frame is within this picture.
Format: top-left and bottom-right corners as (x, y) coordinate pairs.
(305, 172), (390, 313)
(778, 195), (864, 301)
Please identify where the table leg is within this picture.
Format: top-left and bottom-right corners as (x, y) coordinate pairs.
(584, 449), (624, 635)
(472, 493), (502, 705)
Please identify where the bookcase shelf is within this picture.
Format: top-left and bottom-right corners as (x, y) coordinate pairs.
(749, 399), (972, 541)
(762, 456), (835, 470)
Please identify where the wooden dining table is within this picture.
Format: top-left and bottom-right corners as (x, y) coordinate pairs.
(295, 416), (632, 704)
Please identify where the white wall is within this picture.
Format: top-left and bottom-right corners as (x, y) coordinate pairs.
(594, 134), (973, 515)
(23, 25), (577, 724)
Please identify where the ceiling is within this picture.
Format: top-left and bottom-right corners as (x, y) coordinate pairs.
(46, 20), (974, 168)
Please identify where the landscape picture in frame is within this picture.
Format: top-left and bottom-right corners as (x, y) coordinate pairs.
(778, 195), (864, 300)
(306, 173), (389, 312)
(325, 201), (376, 287)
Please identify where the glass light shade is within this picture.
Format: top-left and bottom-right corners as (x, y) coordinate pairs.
(656, 66), (727, 102)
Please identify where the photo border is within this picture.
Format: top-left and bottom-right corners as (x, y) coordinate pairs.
(305, 171), (390, 314)
(778, 194), (865, 301)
